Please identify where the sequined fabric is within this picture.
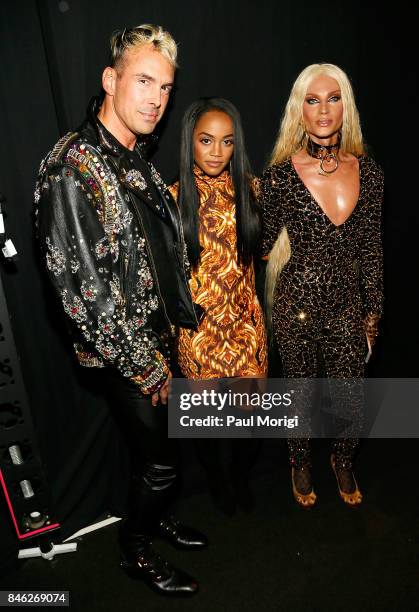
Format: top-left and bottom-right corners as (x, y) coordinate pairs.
(170, 168), (267, 378)
(260, 156), (384, 469)
(35, 104), (195, 395)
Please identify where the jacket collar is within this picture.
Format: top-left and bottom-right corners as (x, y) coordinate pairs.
(85, 96), (158, 159)
(82, 97), (178, 227)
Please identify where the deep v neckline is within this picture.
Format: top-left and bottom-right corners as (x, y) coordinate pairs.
(290, 156), (363, 228)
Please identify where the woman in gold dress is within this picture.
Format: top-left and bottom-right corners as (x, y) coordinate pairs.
(170, 98), (267, 513)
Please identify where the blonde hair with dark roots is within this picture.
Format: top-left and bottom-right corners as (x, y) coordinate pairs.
(269, 63), (365, 166)
(110, 24), (178, 71)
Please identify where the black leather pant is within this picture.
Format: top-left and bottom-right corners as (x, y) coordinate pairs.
(103, 370), (179, 546)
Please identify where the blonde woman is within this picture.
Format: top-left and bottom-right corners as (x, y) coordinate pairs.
(260, 63), (383, 508)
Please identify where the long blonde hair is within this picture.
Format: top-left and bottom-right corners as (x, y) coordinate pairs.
(264, 227), (291, 341)
(269, 63), (365, 166)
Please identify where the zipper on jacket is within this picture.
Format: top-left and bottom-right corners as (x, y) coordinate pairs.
(118, 241), (132, 309)
(122, 252), (130, 305)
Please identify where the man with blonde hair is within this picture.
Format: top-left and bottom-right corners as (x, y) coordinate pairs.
(35, 25), (206, 596)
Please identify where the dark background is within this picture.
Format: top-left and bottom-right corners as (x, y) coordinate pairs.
(0, 0), (417, 575)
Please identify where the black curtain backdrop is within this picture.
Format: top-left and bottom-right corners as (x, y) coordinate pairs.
(0, 0), (417, 563)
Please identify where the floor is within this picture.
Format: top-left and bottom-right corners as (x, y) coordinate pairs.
(1, 439), (417, 612)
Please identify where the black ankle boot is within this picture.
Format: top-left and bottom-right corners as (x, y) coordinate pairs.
(119, 522), (199, 596)
(120, 545), (199, 596)
(158, 516), (208, 549)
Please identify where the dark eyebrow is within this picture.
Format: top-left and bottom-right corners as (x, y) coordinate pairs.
(305, 90), (341, 97)
(134, 73), (174, 88)
(197, 132), (234, 138)
(135, 72), (155, 81)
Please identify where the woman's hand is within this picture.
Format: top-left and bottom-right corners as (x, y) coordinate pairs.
(364, 313), (380, 348)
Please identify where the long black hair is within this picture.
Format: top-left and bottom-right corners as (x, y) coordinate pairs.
(178, 97), (260, 270)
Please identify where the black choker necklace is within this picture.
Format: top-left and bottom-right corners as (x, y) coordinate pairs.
(307, 137), (340, 176)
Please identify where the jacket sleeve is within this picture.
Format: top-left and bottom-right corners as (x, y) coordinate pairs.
(359, 160), (384, 318)
(259, 165), (285, 257)
(36, 162), (169, 394)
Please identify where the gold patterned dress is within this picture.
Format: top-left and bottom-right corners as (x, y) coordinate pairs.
(169, 168), (267, 379)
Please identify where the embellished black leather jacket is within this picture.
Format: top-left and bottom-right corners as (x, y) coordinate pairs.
(35, 98), (198, 394)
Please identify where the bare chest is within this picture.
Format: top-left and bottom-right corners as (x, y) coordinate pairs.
(292, 157), (360, 227)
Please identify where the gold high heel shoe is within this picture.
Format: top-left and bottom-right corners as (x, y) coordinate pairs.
(291, 467), (317, 508)
(330, 454), (362, 506)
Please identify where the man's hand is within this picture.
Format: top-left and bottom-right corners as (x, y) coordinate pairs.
(151, 370), (172, 406)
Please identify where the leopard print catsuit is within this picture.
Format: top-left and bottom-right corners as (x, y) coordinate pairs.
(260, 156), (384, 469)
